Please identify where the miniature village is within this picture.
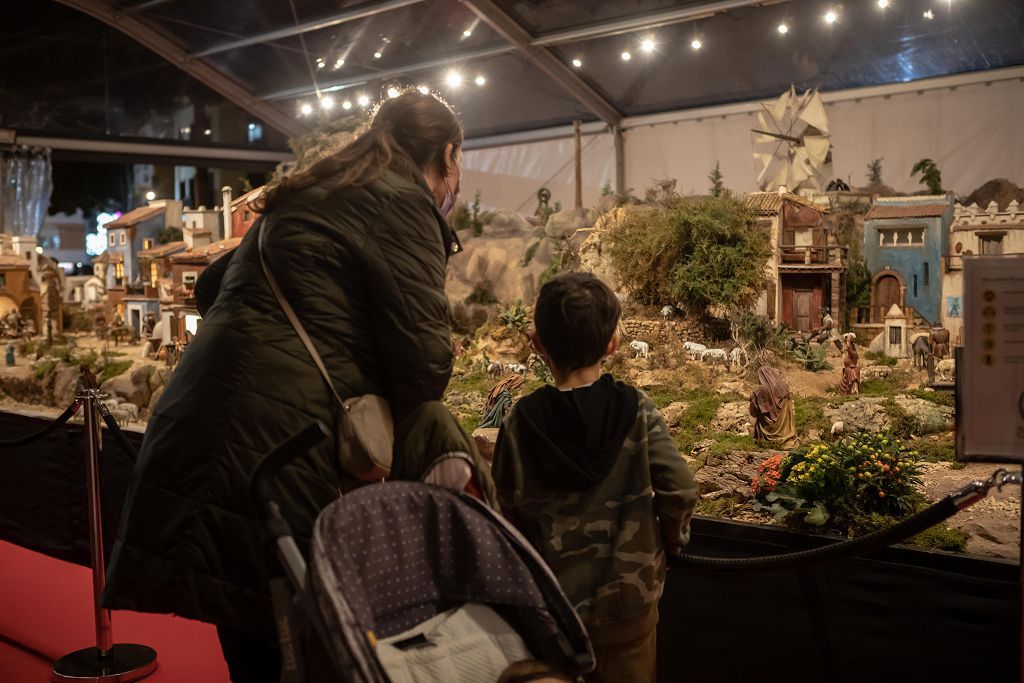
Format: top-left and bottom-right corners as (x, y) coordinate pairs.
(2, 91), (1023, 559)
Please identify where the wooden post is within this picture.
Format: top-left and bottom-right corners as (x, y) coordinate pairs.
(573, 120), (583, 210)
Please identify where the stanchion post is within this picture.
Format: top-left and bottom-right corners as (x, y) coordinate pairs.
(52, 389), (158, 682)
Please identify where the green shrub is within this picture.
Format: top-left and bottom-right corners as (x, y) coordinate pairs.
(521, 240), (541, 266)
(98, 360), (132, 385)
(794, 396), (830, 435)
(883, 398), (921, 438)
(865, 351), (897, 366)
(605, 194), (770, 313)
(913, 439), (956, 462)
(465, 280), (499, 306)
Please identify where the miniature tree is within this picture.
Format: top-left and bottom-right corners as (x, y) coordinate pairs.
(911, 159), (943, 194)
(866, 158), (884, 185)
(605, 192), (771, 313)
(708, 161), (725, 197)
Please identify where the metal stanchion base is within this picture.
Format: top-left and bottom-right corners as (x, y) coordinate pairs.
(52, 644), (158, 682)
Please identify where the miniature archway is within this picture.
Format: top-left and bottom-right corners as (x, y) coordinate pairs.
(0, 295), (17, 319)
(870, 269), (905, 324)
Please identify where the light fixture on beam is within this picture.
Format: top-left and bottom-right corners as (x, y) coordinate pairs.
(640, 38), (655, 53)
(299, 102), (313, 115)
(620, 51), (631, 61)
(387, 86), (401, 98)
(571, 57), (582, 68)
(321, 96), (334, 110)
(342, 100), (353, 110)
(446, 71), (463, 87)
(474, 74), (486, 86)
(357, 94), (370, 106)
(778, 23), (789, 34)
(690, 38), (702, 50)
(315, 57), (326, 69)
(923, 8), (934, 18)
(824, 9), (838, 23)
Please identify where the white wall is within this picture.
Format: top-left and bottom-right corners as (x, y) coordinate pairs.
(461, 72), (1024, 211)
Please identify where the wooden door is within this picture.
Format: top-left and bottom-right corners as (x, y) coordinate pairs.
(876, 275), (900, 321)
(795, 290), (813, 332)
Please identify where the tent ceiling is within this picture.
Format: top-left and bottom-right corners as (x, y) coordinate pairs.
(5, 0), (1023, 146)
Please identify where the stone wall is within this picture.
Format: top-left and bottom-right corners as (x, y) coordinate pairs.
(620, 317), (727, 346)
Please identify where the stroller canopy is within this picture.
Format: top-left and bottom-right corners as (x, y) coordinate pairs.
(309, 482), (593, 679)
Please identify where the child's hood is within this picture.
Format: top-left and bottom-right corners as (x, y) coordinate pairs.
(511, 373), (639, 491)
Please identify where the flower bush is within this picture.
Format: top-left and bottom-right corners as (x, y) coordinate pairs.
(753, 432), (923, 527)
(751, 453), (784, 496)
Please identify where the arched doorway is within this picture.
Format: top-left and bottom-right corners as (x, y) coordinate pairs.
(0, 295), (17, 319)
(19, 298), (38, 331)
(874, 273), (903, 322)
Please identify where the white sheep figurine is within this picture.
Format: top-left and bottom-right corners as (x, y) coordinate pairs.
(660, 305), (675, 320)
(505, 362), (527, 375)
(630, 340), (651, 359)
(701, 348), (729, 366)
(683, 341), (707, 360)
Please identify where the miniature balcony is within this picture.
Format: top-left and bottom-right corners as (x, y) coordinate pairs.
(778, 243), (848, 267)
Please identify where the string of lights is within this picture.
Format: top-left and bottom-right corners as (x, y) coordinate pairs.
(295, 1), (956, 118)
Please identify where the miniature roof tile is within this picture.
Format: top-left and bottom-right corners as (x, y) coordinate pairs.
(745, 192), (828, 215)
(138, 241), (186, 258)
(107, 204), (164, 228)
(0, 254), (31, 269)
(171, 237), (243, 265)
(92, 251), (124, 264)
(230, 187), (264, 210)
(865, 204), (949, 220)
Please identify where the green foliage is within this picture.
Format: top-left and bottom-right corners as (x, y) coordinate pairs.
(859, 368), (912, 396)
(794, 395), (831, 435)
(865, 351), (897, 366)
(464, 280), (499, 306)
(539, 238), (570, 286)
(849, 510), (969, 552)
(789, 338), (831, 372)
(866, 158), (884, 185)
(601, 182), (613, 197)
(33, 359), (58, 380)
(910, 158), (943, 195)
(912, 438), (956, 463)
(98, 360), (132, 385)
(498, 300), (528, 331)
(458, 414), (479, 436)
(753, 433), (924, 528)
(696, 497), (738, 517)
(157, 227), (183, 245)
(521, 240), (541, 267)
(605, 194), (771, 314)
(883, 398), (921, 438)
(729, 310), (788, 359)
(708, 161), (725, 197)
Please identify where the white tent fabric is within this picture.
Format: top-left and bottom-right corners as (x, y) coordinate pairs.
(461, 76), (1024, 210)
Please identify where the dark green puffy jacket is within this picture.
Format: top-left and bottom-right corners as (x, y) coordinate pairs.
(102, 166), (457, 633)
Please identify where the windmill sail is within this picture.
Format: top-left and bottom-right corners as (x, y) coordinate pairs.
(750, 86), (833, 194)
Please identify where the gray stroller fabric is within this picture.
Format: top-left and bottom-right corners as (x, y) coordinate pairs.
(308, 482), (592, 682)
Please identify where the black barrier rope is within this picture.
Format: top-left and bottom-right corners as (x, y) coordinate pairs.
(97, 402), (140, 461)
(0, 400), (82, 448)
(670, 469), (1021, 572)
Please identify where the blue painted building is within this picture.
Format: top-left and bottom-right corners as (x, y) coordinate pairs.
(863, 194), (954, 325)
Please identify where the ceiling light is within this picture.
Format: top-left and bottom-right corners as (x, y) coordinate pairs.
(640, 38), (655, 53)
(342, 100), (352, 110)
(315, 57), (325, 69)
(417, 85), (430, 95)
(923, 8), (934, 18)
(299, 102), (313, 115)
(334, 58), (345, 69)
(203, 128), (212, 135)
(474, 75), (486, 86)
(878, 0), (889, 7)
(320, 96), (334, 110)
(446, 71), (463, 87)
(690, 39), (702, 50)
(145, 191), (156, 201)
(825, 9), (838, 23)
(620, 51), (631, 61)
(463, 29), (473, 37)
(778, 23), (789, 34)
(373, 51), (383, 59)
(357, 94), (370, 107)
(387, 86), (401, 98)
(571, 57), (582, 68)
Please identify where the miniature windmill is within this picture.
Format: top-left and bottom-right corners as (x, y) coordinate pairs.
(751, 86), (833, 194)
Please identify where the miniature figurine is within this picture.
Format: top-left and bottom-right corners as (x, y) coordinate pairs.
(929, 323), (950, 360)
(479, 374), (524, 429)
(5, 342), (14, 367)
(839, 333), (860, 395)
(748, 366), (797, 448)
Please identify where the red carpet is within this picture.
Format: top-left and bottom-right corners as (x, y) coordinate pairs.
(0, 541), (230, 682)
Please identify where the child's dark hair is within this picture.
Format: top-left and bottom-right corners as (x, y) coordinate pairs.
(534, 272), (620, 372)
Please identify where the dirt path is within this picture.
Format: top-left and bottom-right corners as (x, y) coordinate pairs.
(920, 462), (1021, 560)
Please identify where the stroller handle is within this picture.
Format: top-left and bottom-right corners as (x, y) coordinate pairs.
(248, 421), (331, 514)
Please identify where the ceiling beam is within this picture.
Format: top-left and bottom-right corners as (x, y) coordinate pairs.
(533, 0), (778, 46)
(459, 0), (621, 125)
(53, 0), (308, 139)
(192, 0), (425, 58)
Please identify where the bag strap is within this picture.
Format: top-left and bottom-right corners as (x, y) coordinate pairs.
(258, 221), (354, 436)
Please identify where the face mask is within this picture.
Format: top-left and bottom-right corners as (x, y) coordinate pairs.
(440, 176), (460, 217)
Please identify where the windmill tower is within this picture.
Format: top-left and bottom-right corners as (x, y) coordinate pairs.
(751, 86), (833, 195)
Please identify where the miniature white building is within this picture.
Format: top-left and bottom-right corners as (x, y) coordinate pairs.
(941, 200), (1024, 344)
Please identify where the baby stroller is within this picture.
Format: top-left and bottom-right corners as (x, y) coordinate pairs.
(249, 422), (594, 682)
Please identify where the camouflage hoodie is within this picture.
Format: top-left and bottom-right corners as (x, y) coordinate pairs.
(492, 374), (697, 637)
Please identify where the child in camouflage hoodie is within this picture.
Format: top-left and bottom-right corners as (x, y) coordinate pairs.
(492, 273), (697, 683)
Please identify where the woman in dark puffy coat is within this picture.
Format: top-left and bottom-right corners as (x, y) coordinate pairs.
(102, 90), (464, 681)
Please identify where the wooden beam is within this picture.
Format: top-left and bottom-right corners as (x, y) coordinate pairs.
(53, 0), (308, 139)
(460, 0), (621, 125)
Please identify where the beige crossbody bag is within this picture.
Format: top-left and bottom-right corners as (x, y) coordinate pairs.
(258, 220), (393, 481)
